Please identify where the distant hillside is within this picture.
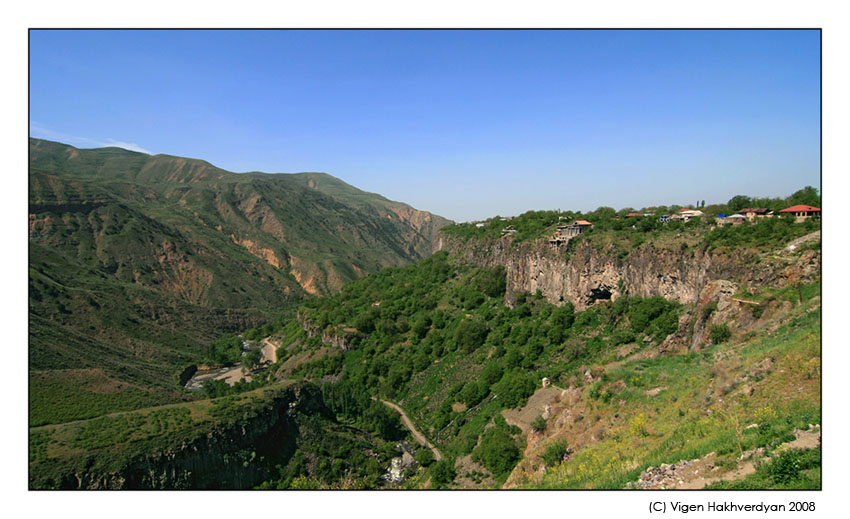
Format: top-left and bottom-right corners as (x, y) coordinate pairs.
(28, 138), (451, 424)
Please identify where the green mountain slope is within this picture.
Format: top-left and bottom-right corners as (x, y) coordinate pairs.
(28, 147), (819, 490)
(270, 237), (820, 489)
(28, 138), (450, 425)
(31, 243), (820, 489)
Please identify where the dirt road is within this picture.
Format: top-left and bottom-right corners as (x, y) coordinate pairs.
(260, 337), (278, 364)
(380, 399), (443, 461)
(215, 366), (250, 385)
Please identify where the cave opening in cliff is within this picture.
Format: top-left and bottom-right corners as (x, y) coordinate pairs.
(588, 287), (612, 303)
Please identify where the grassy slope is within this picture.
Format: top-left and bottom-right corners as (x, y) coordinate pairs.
(514, 299), (820, 489)
(30, 381), (295, 488)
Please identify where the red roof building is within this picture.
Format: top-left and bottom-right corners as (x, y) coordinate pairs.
(574, 220), (593, 226)
(778, 205), (821, 218)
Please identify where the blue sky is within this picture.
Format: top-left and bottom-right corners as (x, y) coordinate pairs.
(29, 30), (820, 221)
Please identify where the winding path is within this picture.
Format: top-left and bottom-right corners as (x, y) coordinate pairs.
(379, 399), (443, 461)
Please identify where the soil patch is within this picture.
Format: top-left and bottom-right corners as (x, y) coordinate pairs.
(455, 454), (496, 488)
(502, 386), (564, 435)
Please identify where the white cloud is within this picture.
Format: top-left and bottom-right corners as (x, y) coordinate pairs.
(29, 123), (152, 154)
(100, 139), (151, 154)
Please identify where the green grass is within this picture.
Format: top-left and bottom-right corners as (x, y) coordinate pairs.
(29, 381), (299, 487)
(517, 304), (820, 489)
(29, 370), (184, 426)
(706, 446), (821, 490)
(69, 407), (195, 451)
(704, 217), (820, 252)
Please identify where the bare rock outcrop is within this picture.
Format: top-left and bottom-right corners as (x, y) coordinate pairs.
(297, 311), (359, 352)
(442, 235), (817, 311)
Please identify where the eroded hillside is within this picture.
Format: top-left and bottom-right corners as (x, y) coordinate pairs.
(28, 138), (450, 425)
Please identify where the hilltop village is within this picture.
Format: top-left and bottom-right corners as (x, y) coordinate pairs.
(462, 202), (822, 248)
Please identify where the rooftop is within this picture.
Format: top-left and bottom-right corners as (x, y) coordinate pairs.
(779, 204), (821, 213)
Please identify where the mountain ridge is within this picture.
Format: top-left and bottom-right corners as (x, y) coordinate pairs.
(29, 137), (451, 424)
(29, 138), (452, 294)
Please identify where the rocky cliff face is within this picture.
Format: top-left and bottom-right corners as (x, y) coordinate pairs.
(441, 235), (818, 311)
(297, 311), (359, 352)
(40, 383), (324, 490)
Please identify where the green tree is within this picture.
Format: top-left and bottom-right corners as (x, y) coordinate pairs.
(430, 459), (456, 488)
(728, 195), (754, 212)
(354, 310), (377, 334)
(377, 318), (398, 337)
(480, 361), (504, 387)
(493, 371), (536, 408)
(515, 303), (531, 318)
(710, 324), (732, 344)
(551, 303), (575, 330)
(242, 348), (262, 371)
(460, 381), (487, 407)
(786, 186), (820, 208)
(472, 426), (520, 478)
(547, 324), (564, 345)
(411, 313), (431, 340)
(637, 216), (657, 232)
(415, 449), (435, 467)
(522, 339), (544, 368)
(477, 266), (507, 298)
(531, 415), (547, 432)
(539, 439), (569, 466)
(503, 348), (523, 369)
(454, 320), (489, 354)
(591, 206), (617, 221)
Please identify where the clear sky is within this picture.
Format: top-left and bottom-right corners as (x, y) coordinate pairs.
(29, 29), (820, 222)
